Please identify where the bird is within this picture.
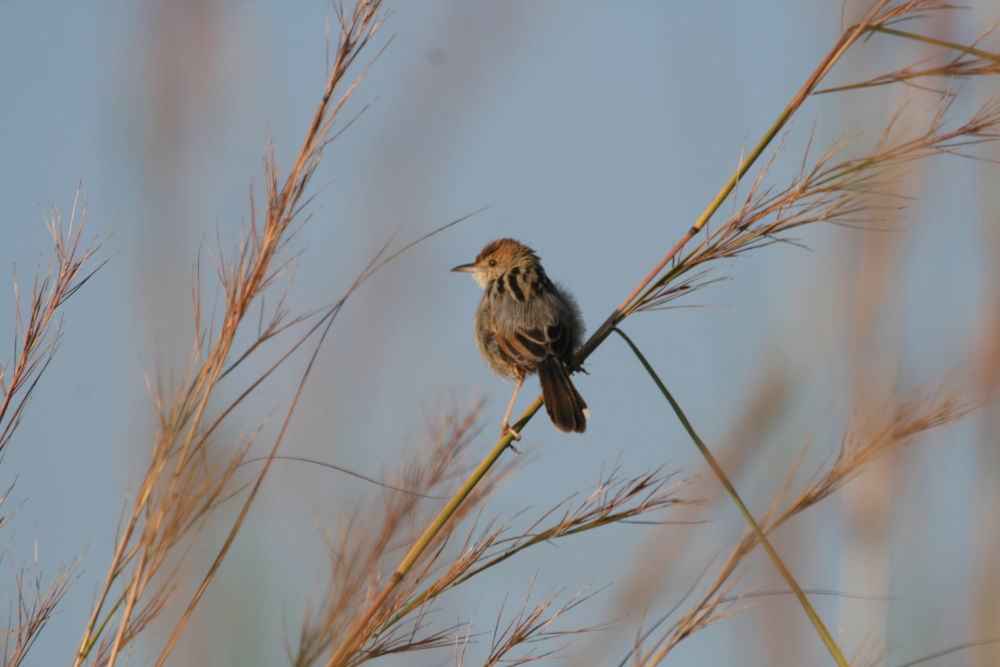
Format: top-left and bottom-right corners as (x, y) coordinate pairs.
(452, 238), (588, 441)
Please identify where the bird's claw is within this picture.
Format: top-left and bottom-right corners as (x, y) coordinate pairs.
(501, 421), (522, 443)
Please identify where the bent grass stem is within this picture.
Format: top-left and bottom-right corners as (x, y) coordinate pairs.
(613, 327), (849, 667)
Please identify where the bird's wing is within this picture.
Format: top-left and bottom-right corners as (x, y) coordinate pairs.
(492, 316), (573, 369)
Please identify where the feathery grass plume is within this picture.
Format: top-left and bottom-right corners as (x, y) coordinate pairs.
(475, 583), (604, 667)
(306, 455), (689, 667)
(2, 555), (81, 667)
(449, 582), (602, 667)
(288, 394), (505, 667)
(72, 2), (391, 665)
(627, 386), (969, 667)
(766, 387), (971, 521)
(577, 0), (998, 361)
(0, 189), (109, 458)
(367, 469), (688, 665)
(818, 23), (1000, 94)
(593, 9), (998, 662)
(849, 636), (894, 667)
(0, 188), (108, 665)
(556, 13), (999, 657)
(630, 88), (1000, 318)
(383, 465), (691, 623)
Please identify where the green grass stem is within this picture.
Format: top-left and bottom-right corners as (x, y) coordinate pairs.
(614, 327), (849, 667)
(875, 26), (1000, 63)
(327, 398), (543, 666)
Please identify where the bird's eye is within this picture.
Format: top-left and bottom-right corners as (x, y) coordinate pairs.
(488, 259), (496, 267)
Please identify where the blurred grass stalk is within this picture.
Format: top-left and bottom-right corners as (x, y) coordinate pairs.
(72, 1), (394, 664)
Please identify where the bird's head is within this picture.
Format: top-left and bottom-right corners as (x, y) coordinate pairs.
(451, 238), (539, 288)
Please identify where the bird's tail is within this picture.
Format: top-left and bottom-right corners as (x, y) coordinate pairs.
(538, 357), (589, 434)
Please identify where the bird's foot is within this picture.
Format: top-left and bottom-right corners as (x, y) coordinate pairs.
(501, 421), (522, 444)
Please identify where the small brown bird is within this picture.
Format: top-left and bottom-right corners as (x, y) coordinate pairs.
(452, 238), (588, 440)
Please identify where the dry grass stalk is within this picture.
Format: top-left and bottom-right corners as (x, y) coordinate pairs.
(629, 387), (969, 667)
(296, 451), (688, 667)
(578, 0), (984, 359)
(288, 394), (503, 667)
(0, 189), (107, 666)
(449, 581), (600, 667)
(388, 466), (691, 622)
(477, 583), (603, 667)
(595, 13), (999, 660)
(571, 366), (794, 667)
(849, 636), (894, 667)
(766, 388), (971, 524)
(0, 191), (108, 457)
(636, 88), (1000, 316)
(72, 2), (390, 665)
(817, 21), (1000, 95)
(2, 556), (81, 667)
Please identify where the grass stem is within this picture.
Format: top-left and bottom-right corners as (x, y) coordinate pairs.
(325, 399), (542, 667)
(613, 327), (850, 667)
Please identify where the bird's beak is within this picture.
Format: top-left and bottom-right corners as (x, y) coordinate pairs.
(451, 263), (476, 273)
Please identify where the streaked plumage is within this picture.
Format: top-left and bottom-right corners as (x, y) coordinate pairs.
(452, 238), (588, 439)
